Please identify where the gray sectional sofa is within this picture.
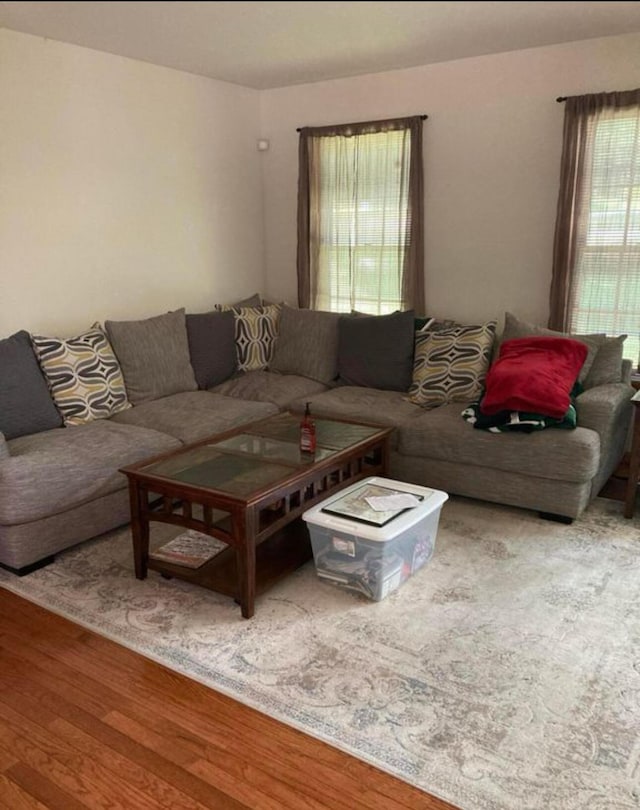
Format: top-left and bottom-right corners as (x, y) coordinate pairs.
(0, 302), (634, 573)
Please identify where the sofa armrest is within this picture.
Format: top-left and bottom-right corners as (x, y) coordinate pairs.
(0, 432), (8, 461)
(575, 383), (634, 435)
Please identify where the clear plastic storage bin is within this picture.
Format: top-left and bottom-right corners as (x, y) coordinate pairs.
(302, 477), (448, 601)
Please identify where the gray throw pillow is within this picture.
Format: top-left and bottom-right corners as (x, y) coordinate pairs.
(502, 312), (603, 385)
(186, 310), (237, 389)
(105, 309), (198, 404)
(583, 335), (627, 388)
(270, 305), (340, 383)
(337, 310), (416, 391)
(0, 330), (62, 439)
(0, 432), (8, 460)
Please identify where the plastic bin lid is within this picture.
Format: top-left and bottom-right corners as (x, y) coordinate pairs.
(302, 476), (448, 541)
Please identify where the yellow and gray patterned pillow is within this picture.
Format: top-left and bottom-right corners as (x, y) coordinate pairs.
(215, 304), (281, 372)
(31, 324), (131, 425)
(408, 321), (497, 409)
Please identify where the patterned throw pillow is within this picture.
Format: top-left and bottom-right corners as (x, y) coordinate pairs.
(215, 304), (281, 372)
(31, 324), (131, 426)
(408, 321), (497, 409)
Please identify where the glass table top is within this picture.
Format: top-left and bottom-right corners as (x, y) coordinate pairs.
(138, 412), (386, 497)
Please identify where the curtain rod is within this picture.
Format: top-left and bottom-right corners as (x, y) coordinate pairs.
(556, 96), (567, 102)
(296, 114), (428, 132)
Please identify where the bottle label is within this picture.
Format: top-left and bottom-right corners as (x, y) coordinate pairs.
(300, 425), (316, 453)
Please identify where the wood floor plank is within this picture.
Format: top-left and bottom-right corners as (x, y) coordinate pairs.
(0, 674), (248, 810)
(0, 700), (165, 810)
(0, 588), (458, 810)
(0, 745), (17, 772)
(3, 763), (91, 810)
(0, 772), (50, 810)
(50, 718), (245, 810)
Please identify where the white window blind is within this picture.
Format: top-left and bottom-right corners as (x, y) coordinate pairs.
(568, 108), (640, 367)
(314, 129), (411, 314)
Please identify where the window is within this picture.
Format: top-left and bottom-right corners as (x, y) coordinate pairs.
(550, 90), (640, 369)
(297, 116), (424, 314)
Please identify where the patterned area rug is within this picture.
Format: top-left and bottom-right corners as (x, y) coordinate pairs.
(1, 495), (639, 810)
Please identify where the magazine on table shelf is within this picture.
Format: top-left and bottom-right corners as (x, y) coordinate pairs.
(149, 529), (227, 569)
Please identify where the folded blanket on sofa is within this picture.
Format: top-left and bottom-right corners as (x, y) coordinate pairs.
(462, 400), (577, 433)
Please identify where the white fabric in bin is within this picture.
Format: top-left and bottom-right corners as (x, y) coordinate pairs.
(302, 477), (448, 601)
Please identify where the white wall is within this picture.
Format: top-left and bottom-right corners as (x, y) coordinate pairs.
(1, 29), (264, 337)
(260, 33), (640, 327)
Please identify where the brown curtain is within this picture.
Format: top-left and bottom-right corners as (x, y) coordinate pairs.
(297, 116), (425, 313)
(549, 89), (640, 331)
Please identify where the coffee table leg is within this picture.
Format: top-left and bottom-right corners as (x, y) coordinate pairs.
(234, 510), (256, 619)
(129, 481), (150, 579)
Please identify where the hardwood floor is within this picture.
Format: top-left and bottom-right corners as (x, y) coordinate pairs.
(0, 588), (458, 810)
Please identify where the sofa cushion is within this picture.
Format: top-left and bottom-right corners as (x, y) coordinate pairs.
(30, 324), (131, 426)
(337, 310), (415, 391)
(186, 310), (237, 389)
(105, 309), (197, 405)
(288, 386), (424, 450)
(269, 305), (340, 384)
(0, 330), (63, 439)
(480, 336), (588, 419)
(397, 402), (600, 483)
(215, 304), (281, 372)
(1, 421), (180, 525)
(408, 321), (497, 409)
(501, 312), (603, 385)
(109, 390), (278, 445)
(212, 370), (328, 409)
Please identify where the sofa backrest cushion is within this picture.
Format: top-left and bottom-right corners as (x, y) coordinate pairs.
(0, 330), (63, 439)
(31, 324), (131, 426)
(408, 320), (497, 408)
(480, 336), (588, 419)
(186, 310), (237, 389)
(270, 305), (340, 384)
(105, 309), (197, 405)
(337, 310), (415, 391)
(501, 312), (625, 388)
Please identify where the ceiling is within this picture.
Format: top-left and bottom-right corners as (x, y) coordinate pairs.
(2, 1), (640, 90)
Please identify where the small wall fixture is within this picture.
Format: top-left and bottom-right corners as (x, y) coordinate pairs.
(257, 139), (270, 152)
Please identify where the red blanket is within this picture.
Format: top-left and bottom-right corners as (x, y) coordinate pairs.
(480, 336), (588, 419)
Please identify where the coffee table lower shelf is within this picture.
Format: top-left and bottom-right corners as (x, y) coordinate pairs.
(147, 521), (313, 601)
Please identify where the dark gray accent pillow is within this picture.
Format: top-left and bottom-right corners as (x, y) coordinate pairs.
(232, 293), (261, 308)
(105, 309), (198, 405)
(0, 330), (62, 439)
(186, 310), (237, 389)
(337, 310), (416, 391)
(270, 305), (340, 383)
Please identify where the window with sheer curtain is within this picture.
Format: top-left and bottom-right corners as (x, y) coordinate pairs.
(549, 90), (640, 369)
(297, 116), (424, 315)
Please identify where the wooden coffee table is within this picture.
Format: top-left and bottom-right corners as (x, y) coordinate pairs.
(120, 412), (393, 618)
